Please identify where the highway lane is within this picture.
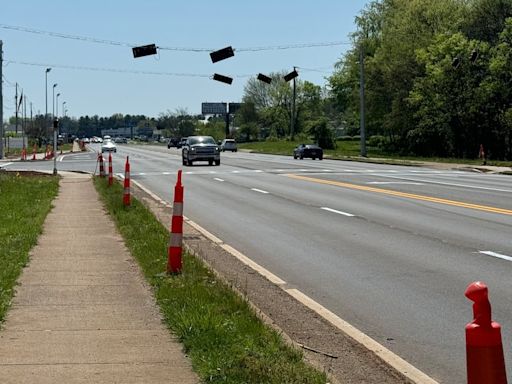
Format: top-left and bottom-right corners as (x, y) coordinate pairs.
(3, 144), (511, 383)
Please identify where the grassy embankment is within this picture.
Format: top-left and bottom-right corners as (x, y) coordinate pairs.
(0, 173), (59, 322)
(238, 140), (512, 167)
(93, 177), (326, 384)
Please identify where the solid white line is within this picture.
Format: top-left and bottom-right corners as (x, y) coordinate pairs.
(251, 188), (269, 194)
(479, 251), (512, 262)
(286, 289), (439, 384)
(0, 162), (13, 167)
(117, 173), (125, 179)
(321, 207), (355, 217)
(214, 178), (224, 182)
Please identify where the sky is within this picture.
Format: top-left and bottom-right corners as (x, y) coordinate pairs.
(1, 0), (369, 119)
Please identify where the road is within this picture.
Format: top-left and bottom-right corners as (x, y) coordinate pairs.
(3, 143), (511, 383)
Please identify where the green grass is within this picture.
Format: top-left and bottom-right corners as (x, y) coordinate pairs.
(93, 177), (327, 384)
(238, 140), (512, 167)
(0, 173), (59, 322)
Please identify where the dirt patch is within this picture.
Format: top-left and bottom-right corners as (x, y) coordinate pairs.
(131, 185), (411, 384)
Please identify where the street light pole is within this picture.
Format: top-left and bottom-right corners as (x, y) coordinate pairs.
(52, 83), (57, 118)
(359, 44), (367, 157)
(45, 68), (51, 140)
(56, 93), (60, 118)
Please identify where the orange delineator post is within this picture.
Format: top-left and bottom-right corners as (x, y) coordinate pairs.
(99, 153), (105, 177)
(21, 146), (26, 161)
(465, 281), (507, 384)
(167, 169), (184, 274)
(108, 152), (113, 186)
(32, 144), (37, 160)
(123, 156), (131, 206)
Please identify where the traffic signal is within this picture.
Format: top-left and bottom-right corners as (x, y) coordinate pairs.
(132, 44), (157, 58)
(210, 46), (234, 63)
(212, 73), (233, 85)
(284, 69), (298, 82)
(257, 73), (272, 84)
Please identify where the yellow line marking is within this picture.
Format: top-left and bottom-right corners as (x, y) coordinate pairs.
(286, 174), (512, 216)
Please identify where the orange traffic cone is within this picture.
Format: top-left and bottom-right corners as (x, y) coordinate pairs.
(108, 153), (113, 186)
(99, 153), (105, 177)
(465, 281), (507, 384)
(123, 156), (131, 206)
(167, 170), (184, 274)
(32, 144), (37, 160)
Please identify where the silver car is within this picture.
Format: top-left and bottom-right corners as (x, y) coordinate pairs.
(220, 139), (237, 152)
(182, 136), (220, 166)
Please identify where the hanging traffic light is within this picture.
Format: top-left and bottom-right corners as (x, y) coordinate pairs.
(132, 44), (157, 58)
(212, 73), (233, 85)
(210, 46), (235, 63)
(257, 73), (272, 84)
(284, 69), (298, 82)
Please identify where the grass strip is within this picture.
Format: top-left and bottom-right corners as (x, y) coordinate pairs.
(238, 140), (512, 167)
(0, 173), (59, 322)
(93, 177), (327, 384)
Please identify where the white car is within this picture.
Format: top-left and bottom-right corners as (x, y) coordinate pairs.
(101, 140), (117, 153)
(220, 139), (237, 152)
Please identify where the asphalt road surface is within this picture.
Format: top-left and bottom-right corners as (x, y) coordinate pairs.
(3, 143), (511, 383)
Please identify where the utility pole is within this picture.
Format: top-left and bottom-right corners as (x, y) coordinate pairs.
(291, 66), (297, 141)
(359, 45), (367, 157)
(0, 40), (3, 159)
(15, 83), (18, 135)
(23, 93), (27, 148)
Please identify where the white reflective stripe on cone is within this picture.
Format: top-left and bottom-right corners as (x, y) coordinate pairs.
(173, 202), (183, 217)
(169, 233), (183, 247)
(125, 172), (130, 178)
(124, 188), (130, 194)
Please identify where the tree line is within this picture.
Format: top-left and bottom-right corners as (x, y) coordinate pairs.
(329, 0), (512, 160)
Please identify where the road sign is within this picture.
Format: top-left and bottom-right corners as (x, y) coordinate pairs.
(202, 102), (227, 115)
(228, 103), (242, 114)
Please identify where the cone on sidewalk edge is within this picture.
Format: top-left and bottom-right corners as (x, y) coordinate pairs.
(465, 281), (507, 384)
(167, 169), (184, 274)
(32, 144), (37, 160)
(123, 156), (131, 206)
(99, 152), (105, 177)
(108, 152), (113, 186)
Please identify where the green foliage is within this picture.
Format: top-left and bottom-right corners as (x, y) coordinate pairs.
(328, 0), (512, 160)
(306, 119), (335, 149)
(0, 174), (58, 323)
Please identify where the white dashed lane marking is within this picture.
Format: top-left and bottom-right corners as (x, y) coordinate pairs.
(479, 251), (512, 262)
(251, 188), (269, 194)
(321, 207), (355, 217)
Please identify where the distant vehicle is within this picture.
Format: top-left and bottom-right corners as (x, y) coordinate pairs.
(293, 144), (323, 160)
(182, 136), (220, 166)
(83, 138), (90, 143)
(167, 137), (180, 149)
(176, 137), (188, 149)
(101, 140), (117, 153)
(220, 139), (237, 152)
(103, 135), (111, 140)
(114, 137), (127, 144)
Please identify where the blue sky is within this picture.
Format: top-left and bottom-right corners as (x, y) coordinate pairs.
(1, 0), (369, 119)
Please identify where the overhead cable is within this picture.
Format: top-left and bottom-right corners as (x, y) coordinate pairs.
(0, 23), (350, 52)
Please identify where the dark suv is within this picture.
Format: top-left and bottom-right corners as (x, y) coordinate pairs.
(182, 136), (221, 166)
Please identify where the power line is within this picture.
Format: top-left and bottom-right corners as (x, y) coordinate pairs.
(0, 23), (350, 52)
(5, 59), (335, 78)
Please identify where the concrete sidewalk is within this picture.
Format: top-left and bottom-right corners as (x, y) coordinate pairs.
(0, 173), (198, 384)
